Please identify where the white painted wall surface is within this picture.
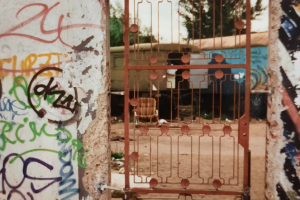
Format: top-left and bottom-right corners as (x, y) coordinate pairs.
(0, 1), (107, 199)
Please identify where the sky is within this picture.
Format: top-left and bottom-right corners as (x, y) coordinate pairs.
(111, 0), (268, 43)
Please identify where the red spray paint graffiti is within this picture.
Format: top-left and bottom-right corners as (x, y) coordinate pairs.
(0, 2), (101, 48)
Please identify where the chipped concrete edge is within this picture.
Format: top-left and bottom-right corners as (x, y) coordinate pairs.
(265, 0), (285, 199)
(82, 0), (111, 199)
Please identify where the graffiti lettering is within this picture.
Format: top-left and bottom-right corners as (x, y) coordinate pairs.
(0, 120), (87, 168)
(58, 140), (79, 200)
(33, 76), (77, 114)
(0, 2), (101, 48)
(0, 97), (27, 120)
(0, 53), (68, 76)
(28, 68), (79, 121)
(0, 80), (2, 99)
(0, 154), (62, 199)
(0, 58), (12, 77)
(0, 120), (70, 151)
(9, 76), (41, 109)
(9, 75), (76, 111)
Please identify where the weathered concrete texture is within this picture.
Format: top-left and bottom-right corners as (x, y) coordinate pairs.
(267, 0), (300, 199)
(82, 0), (111, 199)
(266, 0), (285, 199)
(82, 94), (111, 200)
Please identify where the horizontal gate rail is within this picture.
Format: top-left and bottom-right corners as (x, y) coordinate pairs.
(128, 64), (248, 70)
(129, 188), (244, 196)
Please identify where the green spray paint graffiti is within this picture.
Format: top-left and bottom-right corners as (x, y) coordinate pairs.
(0, 119), (88, 168)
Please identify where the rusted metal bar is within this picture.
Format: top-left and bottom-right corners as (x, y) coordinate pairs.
(128, 64), (247, 70)
(243, 0), (251, 190)
(124, 0), (130, 189)
(129, 188), (244, 196)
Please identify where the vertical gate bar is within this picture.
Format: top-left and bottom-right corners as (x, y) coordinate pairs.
(231, 0), (237, 58)
(191, 81), (193, 122)
(213, 0), (215, 50)
(220, 0), (223, 50)
(150, 79), (153, 123)
(134, 0), (136, 60)
(168, 0), (174, 53)
(192, 1), (195, 48)
(158, 1), (162, 52)
(243, 0), (251, 189)
(248, 150), (251, 188)
(150, 135), (152, 180)
(124, 0), (130, 189)
(210, 76), (215, 122)
(178, 1), (180, 52)
(137, 1), (141, 53)
(219, 77), (223, 123)
(233, 75), (236, 122)
(198, 0), (202, 50)
(238, 74), (241, 119)
(231, 135), (236, 184)
(170, 79), (173, 123)
(146, 0), (153, 54)
(138, 82), (140, 123)
(157, 78), (160, 121)
(178, 80), (180, 124)
(198, 83), (201, 124)
(177, 135), (180, 177)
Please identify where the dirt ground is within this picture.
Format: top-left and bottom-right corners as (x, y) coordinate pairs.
(111, 120), (266, 200)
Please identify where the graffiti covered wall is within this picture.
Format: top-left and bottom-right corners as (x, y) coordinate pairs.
(0, 0), (110, 199)
(204, 46), (268, 90)
(267, 0), (300, 199)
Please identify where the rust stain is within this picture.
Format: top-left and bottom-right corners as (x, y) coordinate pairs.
(94, 50), (99, 56)
(267, 103), (271, 108)
(72, 36), (95, 53)
(270, 131), (277, 139)
(282, 85), (300, 135)
(296, 3), (300, 11)
(67, 12), (70, 18)
(82, 14), (85, 18)
(98, 0), (106, 32)
(270, 121), (278, 128)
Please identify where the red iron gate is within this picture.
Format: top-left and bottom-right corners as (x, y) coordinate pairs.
(123, 0), (251, 199)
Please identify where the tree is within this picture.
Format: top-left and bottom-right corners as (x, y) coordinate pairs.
(110, 2), (157, 47)
(110, 3), (128, 47)
(180, 0), (266, 39)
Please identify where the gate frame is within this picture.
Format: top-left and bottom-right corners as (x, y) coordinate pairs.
(123, 0), (251, 196)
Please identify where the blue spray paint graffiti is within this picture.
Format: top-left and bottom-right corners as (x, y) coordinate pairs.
(0, 97), (27, 120)
(58, 132), (79, 200)
(204, 46), (268, 89)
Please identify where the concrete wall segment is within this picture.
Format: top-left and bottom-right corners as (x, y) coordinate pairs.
(0, 0), (110, 199)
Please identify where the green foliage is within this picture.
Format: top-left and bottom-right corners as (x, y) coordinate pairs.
(180, 0), (266, 39)
(110, 2), (157, 47)
(110, 2), (131, 47)
(111, 152), (124, 159)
